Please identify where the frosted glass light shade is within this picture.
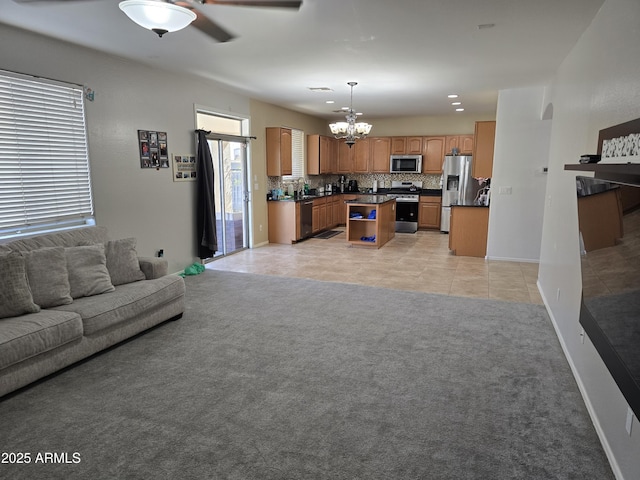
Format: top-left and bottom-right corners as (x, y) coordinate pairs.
(119, 0), (196, 36)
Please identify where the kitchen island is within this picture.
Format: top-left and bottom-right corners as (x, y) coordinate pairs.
(448, 204), (489, 257)
(345, 196), (396, 248)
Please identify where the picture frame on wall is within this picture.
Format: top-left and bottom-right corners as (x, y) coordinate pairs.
(138, 130), (169, 168)
(172, 154), (197, 181)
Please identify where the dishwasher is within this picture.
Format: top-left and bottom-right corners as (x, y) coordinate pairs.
(300, 200), (313, 239)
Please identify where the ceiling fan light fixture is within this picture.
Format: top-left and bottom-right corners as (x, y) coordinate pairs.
(329, 82), (372, 148)
(119, 0), (197, 37)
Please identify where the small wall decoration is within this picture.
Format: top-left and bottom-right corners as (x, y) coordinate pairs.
(138, 130), (169, 168)
(597, 117), (640, 164)
(172, 154), (197, 181)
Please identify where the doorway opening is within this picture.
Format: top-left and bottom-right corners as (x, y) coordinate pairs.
(196, 110), (251, 258)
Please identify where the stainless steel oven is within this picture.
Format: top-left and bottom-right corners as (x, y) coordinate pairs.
(386, 181), (422, 233)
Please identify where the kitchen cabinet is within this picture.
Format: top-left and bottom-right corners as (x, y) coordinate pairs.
(341, 194), (357, 224)
(337, 140), (354, 173)
(307, 134), (337, 175)
(353, 138), (370, 173)
(472, 121), (496, 179)
(312, 197), (328, 233)
(445, 134), (474, 155)
(391, 137), (406, 154)
(332, 195), (343, 226)
(369, 137), (391, 173)
(266, 127), (292, 176)
(422, 136), (446, 173)
(418, 195), (441, 229)
(448, 206), (488, 257)
(346, 198), (396, 248)
(391, 136), (422, 155)
(268, 201), (299, 244)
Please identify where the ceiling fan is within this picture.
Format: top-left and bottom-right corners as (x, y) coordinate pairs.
(13, 0), (303, 42)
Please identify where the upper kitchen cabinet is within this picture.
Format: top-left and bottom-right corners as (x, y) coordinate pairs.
(370, 137), (391, 173)
(391, 137), (406, 154)
(472, 121), (496, 179)
(353, 138), (370, 173)
(266, 127), (292, 176)
(307, 134), (337, 175)
(422, 136), (446, 174)
(337, 140), (354, 173)
(445, 134), (474, 155)
(391, 136), (423, 155)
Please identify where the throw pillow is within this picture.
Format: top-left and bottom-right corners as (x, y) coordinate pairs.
(105, 238), (146, 286)
(0, 252), (41, 319)
(23, 247), (73, 308)
(65, 245), (115, 299)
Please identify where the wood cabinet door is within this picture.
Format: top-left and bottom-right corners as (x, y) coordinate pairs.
(459, 135), (474, 155)
(472, 121), (496, 178)
(445, 135), (459, 156)
(422, 136), (446, 173)
(337, 140), (354, 173)
(333, 197), (342, 225)
(406, 137), (423, 154)
(370, 137), (391, 173)
(267, 127), (292, 176)
(312, 205), (320, 233)
(391, 137), (406, 154)
(418, 202), (441, 228)
(319, 135), (332, 174)
(353, 138), (370, 173)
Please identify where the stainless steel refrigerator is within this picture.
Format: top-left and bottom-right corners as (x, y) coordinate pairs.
(440, 155), (482, 232)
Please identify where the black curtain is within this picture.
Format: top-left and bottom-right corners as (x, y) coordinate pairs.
(196, 130), (217, 258)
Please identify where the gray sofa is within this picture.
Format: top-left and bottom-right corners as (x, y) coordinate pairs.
(0, 226), (185, 398)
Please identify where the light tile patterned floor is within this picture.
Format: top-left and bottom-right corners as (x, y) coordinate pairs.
(206, 228), (543, 304)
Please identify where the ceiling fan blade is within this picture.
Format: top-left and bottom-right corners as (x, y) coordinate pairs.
(172, 0), (235, 42)
(190, 12), (235, 42)
(200, 0), (302, 9)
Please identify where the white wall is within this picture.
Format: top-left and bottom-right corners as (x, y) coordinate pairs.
(486, 86), (551, 262)
(538, 0), (640, 478)
(0, 24), (250, 273)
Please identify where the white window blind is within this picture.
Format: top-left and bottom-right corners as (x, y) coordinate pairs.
(0, 70), (94, 239)
(283, 128), (305, 180)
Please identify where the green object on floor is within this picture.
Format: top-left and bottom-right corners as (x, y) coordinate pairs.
(180, 263), (205, 277)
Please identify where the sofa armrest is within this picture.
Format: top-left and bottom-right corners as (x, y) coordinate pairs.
(138, 257), (168, 280)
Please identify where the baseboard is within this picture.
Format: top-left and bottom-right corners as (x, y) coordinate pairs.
(486, 255), (539, 263)
(537, 280), (624, 480)
(252, 240), (269, 248)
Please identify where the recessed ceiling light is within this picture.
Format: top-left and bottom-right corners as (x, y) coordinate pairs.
(326, 100), (335, 104)
(455, 108), (465, 112)
(308, 87), (333, 92)
(477, 23), (495, 30)
(448, 94), (458, 98)
(451, 102), (461, 106)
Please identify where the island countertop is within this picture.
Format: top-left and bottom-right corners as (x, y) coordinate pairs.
(344, 195), (393, 205)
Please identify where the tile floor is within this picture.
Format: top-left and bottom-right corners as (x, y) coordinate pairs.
(206, 228), (543, 304)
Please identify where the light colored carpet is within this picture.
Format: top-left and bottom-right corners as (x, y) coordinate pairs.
(0, 270), (613, 479)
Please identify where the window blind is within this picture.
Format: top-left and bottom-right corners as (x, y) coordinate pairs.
(284, 128), (305, 180)
(0, 70), (94, 239)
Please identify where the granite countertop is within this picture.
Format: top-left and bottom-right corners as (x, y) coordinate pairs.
(344, 195), (394, 205)
(451, 203), (490, 208)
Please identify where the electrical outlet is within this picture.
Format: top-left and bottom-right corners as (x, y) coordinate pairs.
(626, 407), (634, 436)
(498, 186), (512, 195)
(259, 224), (263, 232)
(579, 327), (585, 344)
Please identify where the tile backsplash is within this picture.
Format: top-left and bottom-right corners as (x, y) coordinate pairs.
(268, 173), (442, 192)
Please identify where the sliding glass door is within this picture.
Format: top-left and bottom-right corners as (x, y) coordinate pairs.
(208, 138), (248, 257)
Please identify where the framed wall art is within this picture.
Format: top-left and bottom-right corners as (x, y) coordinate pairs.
(138, 130), (169, 168)
(172, 154), (197, 181)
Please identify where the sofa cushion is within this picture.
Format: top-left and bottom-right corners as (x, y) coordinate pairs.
(53, 274), (185, 336)
(0, 252), (40, 319)
(105, 238), (146, 286)
(23, 247), (73, 308)
(0, 310), (82, 371)
(65, 245), (115, 299)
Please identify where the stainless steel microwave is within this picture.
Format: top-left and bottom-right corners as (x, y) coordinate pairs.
(390, 154), (422, 173)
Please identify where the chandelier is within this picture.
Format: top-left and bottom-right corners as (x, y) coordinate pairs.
(329, 82), (372, 148)
(119, 0), (197, 38)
